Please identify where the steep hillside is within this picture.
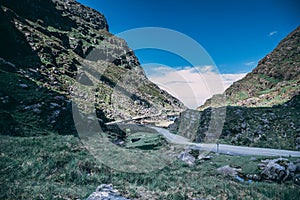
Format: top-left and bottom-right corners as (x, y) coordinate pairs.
(199, 26), (300, 110)
(171, 27), (300, 150)
(171, 94), (300, 150)
(0, 0), (185, 136)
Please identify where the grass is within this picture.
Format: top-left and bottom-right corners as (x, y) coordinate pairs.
(259, 74), (281, 84)
(125, 132), (166, 149)
(1, 134), (299, 200)
(236, 91), (249, 101)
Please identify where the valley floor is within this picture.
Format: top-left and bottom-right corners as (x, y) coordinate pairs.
(1, 133), (300, 200)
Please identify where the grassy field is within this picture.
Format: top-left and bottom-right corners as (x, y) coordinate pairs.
(1, 134), (299, 200)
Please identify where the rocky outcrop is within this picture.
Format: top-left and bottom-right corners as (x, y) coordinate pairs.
(199, 26), (300, 110)
(217, 158), (300, 185)
(0, 0), (185, 136)
(86, 184), (129, 200)
(258, 158), (298, 183)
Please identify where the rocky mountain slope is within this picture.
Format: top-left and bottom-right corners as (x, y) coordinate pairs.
(171, 94), (300, 150)
(199, 26), (300, 110)
(0, 0), (185, 136)
(171, 27), (300, 150)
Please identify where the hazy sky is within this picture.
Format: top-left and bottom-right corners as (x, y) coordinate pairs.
(77, 0), (300, 108)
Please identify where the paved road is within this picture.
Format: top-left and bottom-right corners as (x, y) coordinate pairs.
(151, 126), (300, 157)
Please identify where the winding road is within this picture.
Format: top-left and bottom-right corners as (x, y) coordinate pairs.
(151, 126), (300, 157)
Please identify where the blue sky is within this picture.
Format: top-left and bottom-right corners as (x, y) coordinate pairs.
(77, 0), (300, 73)
(77, 0), (300, 108)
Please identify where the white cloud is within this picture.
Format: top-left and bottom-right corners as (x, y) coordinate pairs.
(144, 65), (246, 108)
(268, 31), (278, 36)
(244, 61), (257, 67)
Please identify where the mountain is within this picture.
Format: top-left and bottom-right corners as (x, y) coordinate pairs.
(0, 0), (185, 136)
(1, 1), (300, 199)
(198, 26), (300, 110)
(170, 27), (300, 150)
(171, 94), (300, 150)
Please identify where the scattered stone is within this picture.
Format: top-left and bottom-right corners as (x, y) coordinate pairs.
(241, 122), (247, 129)
(293, 174), (300, 186)
(198, 155), (212, 160)
(217, 165), (241, 177)
(259, 158), (297, 183)
(0, 96), (9, 104)
(24, 103), (42, 113)
(0, 57), (17, 72)
(246, 174), (261, 181)
(178, 151), (195, 166)
(54, 96), (65, 101)
(86, 184), (130, 200)
(50, 102), (60, 109)
(114, 139), (124, 145)
(32, 108), (41, 114)
(19, 84), (29, 89)
(250, 157), (257, 161)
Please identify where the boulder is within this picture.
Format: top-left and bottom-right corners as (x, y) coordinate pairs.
(178, 151), (195, 166)
(259, 158), (297, 182)
(217, 165), (240, 177)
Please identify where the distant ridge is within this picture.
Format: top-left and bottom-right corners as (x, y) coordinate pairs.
(198, 26), (300, 110)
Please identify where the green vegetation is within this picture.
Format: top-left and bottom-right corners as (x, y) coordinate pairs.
(236, 91), (249, 101)
(222, 99), (300, 149)
(1, 134), (299, 199)
(259, 74), (281, 84)
(125, 132), (166, 149)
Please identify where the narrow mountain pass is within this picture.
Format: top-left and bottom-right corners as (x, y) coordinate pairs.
(151, 126), (300, 157)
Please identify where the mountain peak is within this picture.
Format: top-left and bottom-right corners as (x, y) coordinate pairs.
(199, 26), (300, 110)
(0, 0), (185, 136)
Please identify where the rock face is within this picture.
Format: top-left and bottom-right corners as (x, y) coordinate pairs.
(199, 26), (300, 109)
(0, 0), (185, 136)
(171, 94), (300, 150)
(86, 184), (130, 200)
